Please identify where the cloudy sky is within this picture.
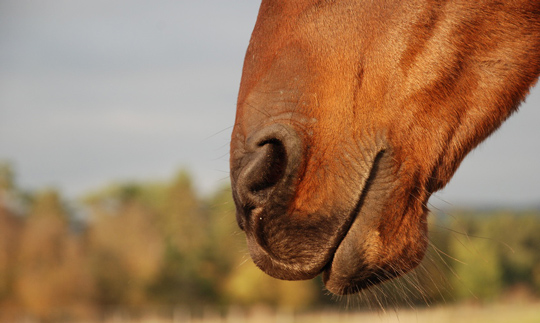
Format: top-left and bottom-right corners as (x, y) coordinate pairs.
(1, 1), (539, 208)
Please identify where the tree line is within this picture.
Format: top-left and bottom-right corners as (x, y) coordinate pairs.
(0, 163), (539, 321)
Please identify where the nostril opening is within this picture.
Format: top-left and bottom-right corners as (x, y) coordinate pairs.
(232, 124), (302, 215)
(248, 139), (287, 193)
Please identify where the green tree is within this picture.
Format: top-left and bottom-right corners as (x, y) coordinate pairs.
(202, 185), (247, 303)
(147, 171), (217, 306)
(448, 215), (504, 301)
(224, 260), (316, 310)
(487, 212), (540, 295)
(16, 190), (94, 320)
(0, 201), (23, 313)
(0, 162), (15, 192)
(88, 199), (164, 309)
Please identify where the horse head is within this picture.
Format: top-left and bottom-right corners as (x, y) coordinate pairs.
(230, 0), (540, 295)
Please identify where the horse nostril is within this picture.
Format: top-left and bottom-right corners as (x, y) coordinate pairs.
(232, 124), (303, 217)
(246, 139), (287, 193)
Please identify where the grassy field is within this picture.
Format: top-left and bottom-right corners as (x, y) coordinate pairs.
(96, 302), (540, 323)
(293, 303), (540, 323)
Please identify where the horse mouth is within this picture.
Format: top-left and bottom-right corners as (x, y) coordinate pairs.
(231, 123), (427, 295)
(242, 148), (399, 295)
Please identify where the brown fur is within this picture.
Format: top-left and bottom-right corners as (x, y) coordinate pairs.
(230, 0), (540, 295)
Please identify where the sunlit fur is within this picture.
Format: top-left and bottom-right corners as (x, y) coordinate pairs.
(230, 0), (540, 295)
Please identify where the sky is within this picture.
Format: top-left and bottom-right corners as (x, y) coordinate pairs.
(1, 1), (539, 208)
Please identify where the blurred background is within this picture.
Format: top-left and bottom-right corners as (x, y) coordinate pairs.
(1, 1), (539, 322)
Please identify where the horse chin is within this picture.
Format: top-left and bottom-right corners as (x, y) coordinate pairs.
(321, 208), (428, 295)
(322, 192), (429, 294)
(319, 158), (428, 294)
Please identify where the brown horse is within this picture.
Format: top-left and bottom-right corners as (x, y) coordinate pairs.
(230, 0), (540, 295)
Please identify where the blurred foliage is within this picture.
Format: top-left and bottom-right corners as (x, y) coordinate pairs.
(0, 162), (539, 321)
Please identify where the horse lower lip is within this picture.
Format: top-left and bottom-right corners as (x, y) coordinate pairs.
(322, 183), (367, 272)
(321, 206), (368, 284)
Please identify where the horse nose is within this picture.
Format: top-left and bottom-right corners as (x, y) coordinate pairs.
(232, 124), (303, 228)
